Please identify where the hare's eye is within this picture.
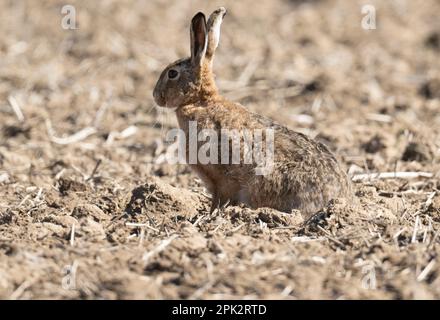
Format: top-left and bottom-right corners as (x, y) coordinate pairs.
(168, 69), (179, 79)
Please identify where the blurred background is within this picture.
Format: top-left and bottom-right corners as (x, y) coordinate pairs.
(0, 0), (440, 299)
(1, 0), (439, 181)
(1, 0), (439, 171)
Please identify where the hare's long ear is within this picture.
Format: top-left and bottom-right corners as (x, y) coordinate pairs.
(206, 7), (226, 66)
(190, 12), (208, 67)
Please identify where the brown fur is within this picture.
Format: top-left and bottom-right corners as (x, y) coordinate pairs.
(153, 8), (352, 217)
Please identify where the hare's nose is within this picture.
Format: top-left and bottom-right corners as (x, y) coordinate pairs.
(153, 86), (160, 99)
(153, 88), (165, 107)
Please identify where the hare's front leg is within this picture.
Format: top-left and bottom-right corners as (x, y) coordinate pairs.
(190, 165), (219, 212)
(210, 189), (237, 213)
(207, 180), (242, 213)
(209, 191), (220, 213)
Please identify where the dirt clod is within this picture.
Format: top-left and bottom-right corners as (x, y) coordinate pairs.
(362, 135), (386, 154)
(401, 142), (432, 162)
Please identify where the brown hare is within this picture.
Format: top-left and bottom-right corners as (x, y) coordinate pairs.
(153, 7), (352, 218)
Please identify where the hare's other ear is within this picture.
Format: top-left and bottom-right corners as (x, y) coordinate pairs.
(206, 7), (226, 66)
(190, 12), (208, 67)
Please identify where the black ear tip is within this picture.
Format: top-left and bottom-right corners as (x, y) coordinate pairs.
(192, 12), (206, 23)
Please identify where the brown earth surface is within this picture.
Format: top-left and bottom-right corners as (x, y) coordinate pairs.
(0, 0), (440, 299)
